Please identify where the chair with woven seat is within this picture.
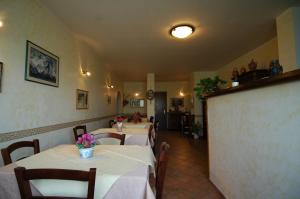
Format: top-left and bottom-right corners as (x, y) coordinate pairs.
(14, 167), (96, 199)
(153, 142), (170, 199)
(1, 139), (40, 166)
(95, 133), (126, 145)
(73, 125), (87, 141)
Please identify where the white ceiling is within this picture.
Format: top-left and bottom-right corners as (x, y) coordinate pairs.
(41, 0), (299, 81)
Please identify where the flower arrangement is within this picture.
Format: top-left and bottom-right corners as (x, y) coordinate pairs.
(76, 133), (96, 149)
(115, 114), (127, 123)
(132, 112), (142, 123)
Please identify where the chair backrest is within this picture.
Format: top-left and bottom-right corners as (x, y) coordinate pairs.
(96, 133), (125, 145)
(73, 125), (87, 141)
(149, 116), (154, 123)
(108, 120), (115, 128)
(14, 167), (96, 199)
(148, 125), (157, 154)
(1, 139), (40, 166)
(156, 142), (170, 199)
(148, 124), (154, 141)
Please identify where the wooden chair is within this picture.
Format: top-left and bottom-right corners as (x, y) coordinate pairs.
(148, 125), (157, 154)
(14, 167), (96, 199)
(155, 142), (170, 199)
(95, 133), (125, 145)
(73, 125), (87, 141)
(108, 120), (115, 128)
(1, 139), (40, 166)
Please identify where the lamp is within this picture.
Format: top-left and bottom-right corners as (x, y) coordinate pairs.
(107, 84), (114, 89)
(179, 90), (185, 97)
(170, 24), (195, 39)
(81, 68), (91, 76)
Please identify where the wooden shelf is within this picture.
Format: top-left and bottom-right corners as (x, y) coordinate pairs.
(205, 69), (300, 98)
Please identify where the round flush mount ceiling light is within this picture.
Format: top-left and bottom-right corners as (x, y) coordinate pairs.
(170, 24), (195, 39)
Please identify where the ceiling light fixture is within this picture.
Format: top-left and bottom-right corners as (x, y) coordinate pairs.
(170, 24), (195, 39)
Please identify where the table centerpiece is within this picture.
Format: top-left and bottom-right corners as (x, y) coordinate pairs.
(76, 133), (96, 158)
(115, 115), (126, 132)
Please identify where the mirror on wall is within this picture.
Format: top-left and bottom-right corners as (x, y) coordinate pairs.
(130, 99), (145, 107)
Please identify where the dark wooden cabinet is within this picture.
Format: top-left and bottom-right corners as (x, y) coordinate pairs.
(167, 112), (182, 130)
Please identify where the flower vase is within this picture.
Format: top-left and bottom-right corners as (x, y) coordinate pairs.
(116, 122), (123, 132)
(79, 147), (94, 159)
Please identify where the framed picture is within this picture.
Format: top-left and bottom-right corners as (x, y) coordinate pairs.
(130, 99), (145, 108)
(25, 40), (59, 87)
(76, 89), (88, 109)
(0, 62), (3, 93)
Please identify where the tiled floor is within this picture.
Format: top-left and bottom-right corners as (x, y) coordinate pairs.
(157, 131), (224, 199)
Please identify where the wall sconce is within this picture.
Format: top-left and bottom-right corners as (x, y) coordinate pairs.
(107, 84), (114, 89)
(179, 90), (185, 97)
(0, 21), (3, 28)
(81, 68), (91, 76)
(134, 93), (139, 97)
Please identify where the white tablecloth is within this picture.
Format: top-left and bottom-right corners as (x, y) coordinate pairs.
(92, 128), (149, 146)
(122, 122), (152, 129)
(0, 145), (155, 199)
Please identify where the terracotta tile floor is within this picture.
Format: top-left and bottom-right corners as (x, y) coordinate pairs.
(156, 131), (224, 199)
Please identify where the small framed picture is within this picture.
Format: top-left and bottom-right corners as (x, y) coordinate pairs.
(0, 62), (3, 93)
(25, 40), (59, 87)
(76, 89), (88, 109)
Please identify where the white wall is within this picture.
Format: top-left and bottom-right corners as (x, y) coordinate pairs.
(0, 0), (120, 165)
(207, 81), (300, 199)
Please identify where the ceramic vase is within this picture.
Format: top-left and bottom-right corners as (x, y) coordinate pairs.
(116, 122), (123, 132)
(79, 147), (94, 159)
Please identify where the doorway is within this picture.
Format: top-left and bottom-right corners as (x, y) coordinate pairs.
(155, 92), (167, 131)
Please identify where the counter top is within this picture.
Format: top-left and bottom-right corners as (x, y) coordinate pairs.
(205, 69), (300, 98)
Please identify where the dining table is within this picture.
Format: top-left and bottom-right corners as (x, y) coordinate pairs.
(122, 122), (152, 129)
(0, 144), (156, 199)
(92, 128), (151, 146)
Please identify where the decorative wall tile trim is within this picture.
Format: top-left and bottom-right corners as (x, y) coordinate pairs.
(0, 115), (115, 143)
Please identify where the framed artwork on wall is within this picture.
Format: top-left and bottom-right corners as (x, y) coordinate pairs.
(0, 62), (3, 93)
(130, 99), (145, 107)
(76, 89), (89, 109)
(25, 40), (59, 87)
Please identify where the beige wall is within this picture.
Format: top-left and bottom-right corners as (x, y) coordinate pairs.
(156, 81), (192, 112)
(207, 81), (300, 199)
(0, 0), (120, 165)
(276, 7), (300, 70)
(217, 37), (279, 83)
(123, 81), (147, 114)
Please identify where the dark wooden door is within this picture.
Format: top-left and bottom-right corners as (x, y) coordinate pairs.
(155, 92), (167, 130)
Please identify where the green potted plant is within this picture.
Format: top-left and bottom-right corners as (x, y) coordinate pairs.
(194, 76), (226, 99)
